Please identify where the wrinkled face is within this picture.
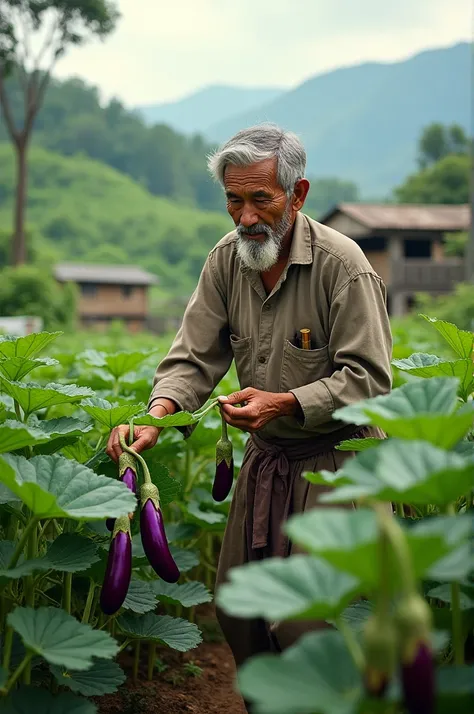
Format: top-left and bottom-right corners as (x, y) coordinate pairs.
(224, 158), (295, 272)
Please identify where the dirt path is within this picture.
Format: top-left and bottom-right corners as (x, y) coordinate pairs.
(97, 612), (247, 714)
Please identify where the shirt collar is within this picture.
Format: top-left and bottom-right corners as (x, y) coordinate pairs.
(288, 211), (313, 266)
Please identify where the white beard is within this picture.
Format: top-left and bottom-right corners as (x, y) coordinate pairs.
(235, 202), (293, 272)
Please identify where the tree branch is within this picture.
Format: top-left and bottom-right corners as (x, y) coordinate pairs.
(0, 67), (19, 143)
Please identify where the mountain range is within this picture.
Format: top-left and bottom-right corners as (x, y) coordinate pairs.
(138, 43), (471, 196)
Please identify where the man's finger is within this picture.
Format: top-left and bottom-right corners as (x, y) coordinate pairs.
(131, 431), (156, 454)
(221, 402), (254, 419)
(218, 388), (254, 406)
(111, 425), (130, 463)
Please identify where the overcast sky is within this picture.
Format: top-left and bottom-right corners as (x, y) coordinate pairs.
(52, 0), (472, 106)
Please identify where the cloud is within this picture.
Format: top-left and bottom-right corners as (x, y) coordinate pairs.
(52, 0), (471, 105)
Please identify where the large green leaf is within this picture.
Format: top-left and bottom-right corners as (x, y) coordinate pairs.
(0, 454), (136, 520)
(436, 665), (474, 714)
(152, 581), (212, 608)
(165, 523), (199, 543)
(238, 630), (361, 714)
(334, 377), (459, 426)
(44, 534), (100, 573)
(117, 613), (202, 652)
(336, 438), (383, 452)
(420, 315), (474, 358)
(318, 440), (474, 506)
(285, 509), (464, 589)
(428, 584), (474, 610)
(419, 515), (474, 582)
(0, 420), (50, 454)
(185, 501), (226, 526)
(80, 397), (145, 429)
(217, 555), (360, 621)
(134, 411), (201, 428)
(8, 607), (118, 670)
(0, 541), (50, 584)
(392, 353), (474, 400)
(0, 379), (94, 417)
(143, 456), (181, 506)
(122, 579), (157, 614)
(28, 416), (94, 455)
(168, 546), (199, 573)
(0, 356), (59, 382)
(50, 659), (126, 696)
(0, 687), (97, 714)
(0, 331), (62, 360)
(102, 350), (157, 379)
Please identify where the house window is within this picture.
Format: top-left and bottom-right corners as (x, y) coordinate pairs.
(121, 285), (134, 298)
(80, 283), (97, 297)
(404, 240), (431, 258)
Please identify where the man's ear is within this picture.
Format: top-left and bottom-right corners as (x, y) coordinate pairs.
(292, 178), (310, 211)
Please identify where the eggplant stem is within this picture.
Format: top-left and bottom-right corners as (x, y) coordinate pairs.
(147, 643), (156, 681)
(119, 433), (152, 485)
(133, 641), (141, 683)
(81, 580), (96, 624)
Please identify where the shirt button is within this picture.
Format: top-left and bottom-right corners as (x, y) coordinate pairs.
(258, 355), (266, 364)
(263, 304), (271, 311)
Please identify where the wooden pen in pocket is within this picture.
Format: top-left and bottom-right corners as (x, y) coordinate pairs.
(300, 328), (311, 350)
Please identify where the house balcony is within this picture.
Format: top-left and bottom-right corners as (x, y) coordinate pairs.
(390, 259), (465, 293)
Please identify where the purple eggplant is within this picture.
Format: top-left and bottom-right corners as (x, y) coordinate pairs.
(100, 516), (132, 615)
(395, 594), (435, 714)
(212, 414), (234, 502)
(106, 456), (138, 531)
(401, 641), (435, 714)
(140, 483), (179, 583)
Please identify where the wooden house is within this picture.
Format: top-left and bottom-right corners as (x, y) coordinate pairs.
(319, 203), (470, 315)
(54, 263), (158, 332)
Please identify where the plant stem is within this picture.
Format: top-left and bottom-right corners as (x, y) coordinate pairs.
(220, 407), (228, 440)
(8, 518), (38, 570)
(119, 433), (152, 484)
(336, 616), (365, 671)
(375, 504), (415, 596)
(24, 521), (38, 608)
(13, 400), (23, 422)
(451, 581), (465, 665)
(147, 643), (156, 681)
(133, 641), (141, 683)
(63, 573), (72, 614)
(117, 638), (131, 654)
(2, 651), (33, 695)
(395, 502), (405, 519)
(446, 502), (465, 665)
(81, 580), (96, 624)
(2, 626), (13, 672)
(37, 519), (51, 540)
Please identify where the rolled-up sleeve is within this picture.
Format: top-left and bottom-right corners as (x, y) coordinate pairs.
(290, 272), (392, 430)
(148, 251), (232, 433)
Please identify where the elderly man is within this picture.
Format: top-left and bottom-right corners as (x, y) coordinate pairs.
(107, 124), (392, 692)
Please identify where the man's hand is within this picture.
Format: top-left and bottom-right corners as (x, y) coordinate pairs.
(106, 399), (176, 463)
(218, 387), (299, 433)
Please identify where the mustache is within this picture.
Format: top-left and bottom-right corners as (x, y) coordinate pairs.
(237, 224), (272, 236)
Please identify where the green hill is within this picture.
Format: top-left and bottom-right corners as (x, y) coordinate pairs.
(207, 43), (471, 196)
(0, 144), (233, 297)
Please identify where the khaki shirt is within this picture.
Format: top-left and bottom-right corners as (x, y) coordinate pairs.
(149, 211), (392, 441)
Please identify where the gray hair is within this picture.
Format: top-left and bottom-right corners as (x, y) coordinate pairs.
(207, 123), (306, 195)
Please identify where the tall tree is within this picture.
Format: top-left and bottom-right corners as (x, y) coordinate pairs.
(0, 0), (119, 265)
(418, 122), (470, 169)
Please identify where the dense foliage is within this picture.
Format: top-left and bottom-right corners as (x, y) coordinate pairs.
(217, 314), (474, 713)
(394, 154), (470, 205)
(0, 143), (232, 297)
(0, 329), (245, 712)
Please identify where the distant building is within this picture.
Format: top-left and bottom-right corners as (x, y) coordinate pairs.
(54, 263), (158, 332)
(319, 203), (470, 316)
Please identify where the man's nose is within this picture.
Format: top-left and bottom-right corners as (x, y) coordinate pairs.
(239, 204), (259, 227)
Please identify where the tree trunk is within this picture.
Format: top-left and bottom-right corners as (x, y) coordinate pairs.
(12, 139), (28, 266)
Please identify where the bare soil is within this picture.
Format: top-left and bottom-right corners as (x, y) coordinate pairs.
(96, 608), (247, 714)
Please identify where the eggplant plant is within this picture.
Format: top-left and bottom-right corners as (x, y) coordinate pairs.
(217, 316), (474, 714)
(0, 331), (221, 712)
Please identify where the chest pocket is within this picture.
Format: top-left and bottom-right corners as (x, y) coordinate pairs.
(230, 334), (253, 390)
(279, 339), (333, 391)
